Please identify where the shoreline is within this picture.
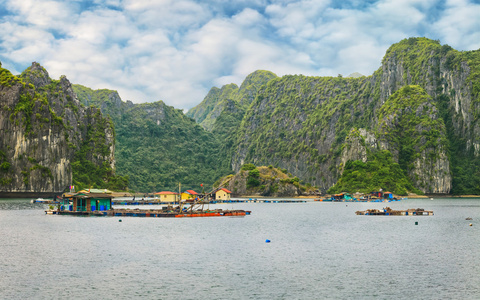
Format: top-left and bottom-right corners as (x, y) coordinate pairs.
(2, 191), (480, 199)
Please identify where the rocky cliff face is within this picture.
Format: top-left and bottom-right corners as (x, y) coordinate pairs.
(0, 62), (115, 193)
(339, 128), (373, 172)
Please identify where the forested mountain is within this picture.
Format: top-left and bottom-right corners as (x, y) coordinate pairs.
(0, 62), (126, 195)
(72, 85), (230, 192)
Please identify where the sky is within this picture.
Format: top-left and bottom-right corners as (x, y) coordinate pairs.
(1, 0), (480, 111)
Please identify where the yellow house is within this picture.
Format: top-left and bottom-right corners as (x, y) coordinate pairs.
(181, 190), (198, 200)
(215, 188), (232, 200)
(154, 191), (178, 203)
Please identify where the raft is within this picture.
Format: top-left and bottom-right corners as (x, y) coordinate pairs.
(356, 207), (433, 216)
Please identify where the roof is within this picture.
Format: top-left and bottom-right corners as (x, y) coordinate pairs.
(154, 191), (178, 195)
(77, 189), (113, 194)
(73, 193), (114, 199)
(185, 190), (198, 195)
(218, 188), (232, 194)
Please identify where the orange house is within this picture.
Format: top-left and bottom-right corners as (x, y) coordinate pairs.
(181, 190), (198, 200)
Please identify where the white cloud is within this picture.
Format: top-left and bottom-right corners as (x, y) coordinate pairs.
(432, 0), (480, 50)
(1, 0), (479, 110)
(6, 0), (76, 30)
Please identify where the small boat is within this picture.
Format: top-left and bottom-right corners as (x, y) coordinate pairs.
(31, 198), (55, 203)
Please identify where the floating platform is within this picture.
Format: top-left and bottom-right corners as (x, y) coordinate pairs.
(112, 199), (306, 205)
(45, 208), (251, 218)
(355, 207), (433, 216)
(112, 200), (177, 205)
(214, 199), (307, 203)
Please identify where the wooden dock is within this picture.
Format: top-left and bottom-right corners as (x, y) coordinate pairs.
(213, 199), (307, 203)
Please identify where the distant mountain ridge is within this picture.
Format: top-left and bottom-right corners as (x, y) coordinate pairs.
(186, 70), (277, 131)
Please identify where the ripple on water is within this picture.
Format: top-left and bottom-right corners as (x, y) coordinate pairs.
(0, 198), (479, 299)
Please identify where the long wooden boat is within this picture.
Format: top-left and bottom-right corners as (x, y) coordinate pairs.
(46, 207), (251, 218)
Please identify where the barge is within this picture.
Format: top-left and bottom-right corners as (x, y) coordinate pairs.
(46, 208), (251, 217)
(356, 207), (433, 216)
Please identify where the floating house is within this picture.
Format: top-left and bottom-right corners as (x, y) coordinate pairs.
(370, 191), (393, 199)
(181, 190), (198, 200)
(213, 188), (232, 201)
(331, 193), (355, 201)
(154, 191), (178, 203)
(68, 192), (113, 213)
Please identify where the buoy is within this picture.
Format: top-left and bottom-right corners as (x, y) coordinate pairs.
(265, 239), (271, 243)
(469, 223), (473, 226)
(119, 219), (122, 222)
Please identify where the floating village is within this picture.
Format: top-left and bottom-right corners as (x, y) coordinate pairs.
(37, 187), (434, 218)
(43, 187), (252, 218)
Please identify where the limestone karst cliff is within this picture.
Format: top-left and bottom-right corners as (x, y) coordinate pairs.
(0, 62), (120, 194)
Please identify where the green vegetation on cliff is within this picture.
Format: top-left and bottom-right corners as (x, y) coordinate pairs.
(115, 102), (230, 192)
(377, 85), (448, 190)
(72, 85), (231, 192)
(71, 109), (128, 191)
(231, 74), (371, 189)
(328, 150), (421, 195)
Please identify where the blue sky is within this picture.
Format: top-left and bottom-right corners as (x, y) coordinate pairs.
(1, 0), (479, 110)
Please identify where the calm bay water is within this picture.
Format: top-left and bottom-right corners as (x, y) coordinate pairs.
(0, 198), (479, 299)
